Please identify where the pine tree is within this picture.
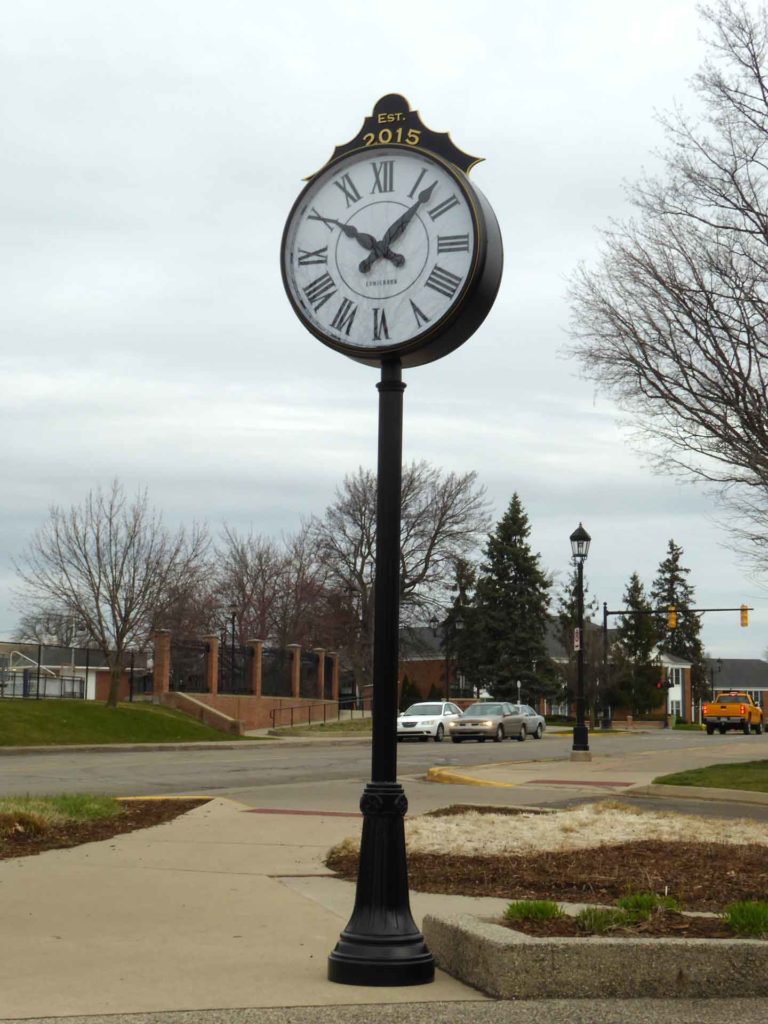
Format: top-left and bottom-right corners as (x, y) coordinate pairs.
(399, 674), (420, 712)
(555, 564), (600, 716)
(473, 494), (554, 701)
(443, 557), (483, 697)
(612, 572), (663, 716)
(651, 539), (706, 701)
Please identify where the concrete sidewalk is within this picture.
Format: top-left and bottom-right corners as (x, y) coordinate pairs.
(0, 796), (489, 1020)
(2, 739), (767, 1022)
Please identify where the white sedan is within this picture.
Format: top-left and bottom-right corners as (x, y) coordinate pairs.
(396, 701), (463, 742)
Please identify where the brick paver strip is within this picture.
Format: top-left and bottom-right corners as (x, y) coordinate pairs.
(524, 779), (634, 787)
(244, 807), (362, 817)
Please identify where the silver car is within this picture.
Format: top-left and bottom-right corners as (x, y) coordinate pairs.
(507, 704), (547, 740)
(449, 701), (527, 743)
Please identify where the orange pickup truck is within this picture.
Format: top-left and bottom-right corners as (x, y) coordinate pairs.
(702, 691), (764, 735)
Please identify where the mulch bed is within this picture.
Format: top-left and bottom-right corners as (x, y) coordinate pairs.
(0, 799), (208, 860)
(326, 839), (768, 912)
(505, 910), (737, 940)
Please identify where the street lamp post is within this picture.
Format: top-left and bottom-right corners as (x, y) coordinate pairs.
(570, 523), (591, 761)
(710, 657), (723, 698)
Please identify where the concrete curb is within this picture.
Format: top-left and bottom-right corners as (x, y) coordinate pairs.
(422, 912), (768, 999)
(628, 783), (768, 805)
(0, 736), (377, 756)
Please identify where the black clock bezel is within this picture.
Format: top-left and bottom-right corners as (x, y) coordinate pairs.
(280, 144), (503, 369)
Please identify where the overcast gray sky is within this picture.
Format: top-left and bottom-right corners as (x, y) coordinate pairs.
(1, 0), (763, 659)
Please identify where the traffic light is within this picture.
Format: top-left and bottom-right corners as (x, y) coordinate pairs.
(740, 604), (749, 627)
(667, 605), (677, 629)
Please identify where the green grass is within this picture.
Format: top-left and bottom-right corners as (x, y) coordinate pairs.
(0, 700), (253, 746)
(673, 722), (705, 731)
(504, 900), (563, 923)
(273, 715), (372, 735)
(722, 900), (768, 937)
(654, 760), (768, 792)
(0, 794), (122, 838)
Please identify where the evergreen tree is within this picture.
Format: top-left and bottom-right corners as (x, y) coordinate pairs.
(651, 539), (706, 701)
(555, 564), (601, 717)
(399, 674), (420, 712)
(612, 572), (663, 716)
(443, 557), (483, 697)
(473, 494), (554, 701)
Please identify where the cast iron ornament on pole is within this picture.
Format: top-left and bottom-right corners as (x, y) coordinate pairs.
(570, 523), (591, 758)
(280, 94), (503, 988)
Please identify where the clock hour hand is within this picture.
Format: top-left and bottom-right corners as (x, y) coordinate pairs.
(329, 219), (404, 268)
(360, 181), (437, 273)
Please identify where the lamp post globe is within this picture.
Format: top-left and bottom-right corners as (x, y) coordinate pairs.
(569, 523), (591, 760)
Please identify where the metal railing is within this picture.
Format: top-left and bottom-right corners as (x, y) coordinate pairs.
(269, 700), (372, 729)
(0, 672), (85, 699)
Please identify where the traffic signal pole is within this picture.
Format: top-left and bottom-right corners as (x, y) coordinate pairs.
(600, 603), (753, 723)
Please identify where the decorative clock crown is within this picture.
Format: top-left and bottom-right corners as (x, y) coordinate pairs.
(308, 94), (483, 180)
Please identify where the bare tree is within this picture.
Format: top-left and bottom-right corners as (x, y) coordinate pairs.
(215, 526), (286, 643)
(568, 1), (768, 562)
(14, 606), (93, 648)
(14, 482), (209, 707)
(215, 523), (327, 648)
(310, 461), (490, 692)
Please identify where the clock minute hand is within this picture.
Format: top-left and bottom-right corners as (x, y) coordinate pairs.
(360, 181), (438, 273)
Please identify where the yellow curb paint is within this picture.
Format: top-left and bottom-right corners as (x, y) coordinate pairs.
(426, 767), (519, 788)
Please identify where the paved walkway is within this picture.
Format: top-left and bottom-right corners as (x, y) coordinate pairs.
(1, 736), (767, 1022)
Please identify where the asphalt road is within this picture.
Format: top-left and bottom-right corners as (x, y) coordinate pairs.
(2, 729), (768, 821)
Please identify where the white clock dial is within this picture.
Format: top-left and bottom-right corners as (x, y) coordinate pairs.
(282, 145), (480, 351)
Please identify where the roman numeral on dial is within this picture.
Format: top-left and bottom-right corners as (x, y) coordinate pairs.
(437, 234), (470, 253)
(408, 169), (429, 198)
(307, 208), (336, 231)
(425, 265), (463, 299)
(410, 299), (431, 328)
(334, 173), (362, 207)
(297, 245), (328, 265)
(373, 308), (389, 341)
(428, 195), (459, 221)
(371, 160), (395, 193)
(303, 273), (336, 311)
(331, 297), (358, 335)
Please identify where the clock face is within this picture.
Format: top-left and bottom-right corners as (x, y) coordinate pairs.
(281, 145), (481, 358)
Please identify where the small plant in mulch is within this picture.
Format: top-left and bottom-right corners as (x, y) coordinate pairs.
(617, 891), (682, 919)
(500, 890), (759, 940)
(504, 899), (564, 924)
(575, 907), (629, 934)
(722, 900), (768, 937)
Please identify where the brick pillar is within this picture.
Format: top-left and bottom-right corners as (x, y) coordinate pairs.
(248, 639), (263, 697)
(204, 635), (219, 695)
(288, 643), (301, 700)
(329, 652), (340, 702)
(152, 630), (171, 699)
(314, 648), (326, 700)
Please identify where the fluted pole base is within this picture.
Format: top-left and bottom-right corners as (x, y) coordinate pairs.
(327, 782), (435, 986)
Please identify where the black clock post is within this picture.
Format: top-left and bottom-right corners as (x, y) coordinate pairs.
(327, 359), (434, 985)
(280, 94), (503, 988)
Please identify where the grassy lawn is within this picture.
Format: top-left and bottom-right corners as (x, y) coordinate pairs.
(0, 700), (254, 746)
(0, 793), (121, 830)
(274, 716), (372, 736)
(654, 760), (768, 792)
